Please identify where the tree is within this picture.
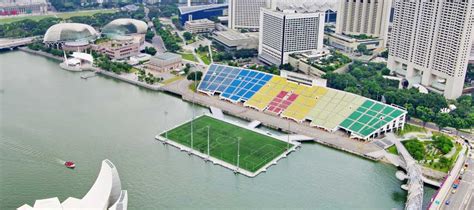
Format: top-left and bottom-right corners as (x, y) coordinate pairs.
(279, 63), (295, 71)
(452, 117), (467, 136)
(145, 30), (155, 42)
(183, 63), (191, 75)
(144, 47), (157, 56)
(404, 139), (425, 161)
(435, 113), (453, 131)
(416, 106), (435, 127)
(357, 44), (368, 54)
(183, 32), (193, 41)
(187, 71), (203, 81)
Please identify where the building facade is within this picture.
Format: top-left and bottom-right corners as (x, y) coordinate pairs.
(387, 0), (474, 99)
(146, 52), (183, 72)
(258, 9), (325, 66)
(335, 0), (392, 46)
(184, 19), (215, 33)
(213, 30), (259, 50)
(228, 0), (273, 30)
(0, 0), (47, 16)
(95, 36), (141, 60)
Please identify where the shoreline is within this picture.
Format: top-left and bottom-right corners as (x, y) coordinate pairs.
(16, 48), (448, 180)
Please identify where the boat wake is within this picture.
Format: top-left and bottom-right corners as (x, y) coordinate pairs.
(0, 140), (66, 166)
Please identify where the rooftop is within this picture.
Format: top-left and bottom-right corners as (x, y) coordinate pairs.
(155, 52), (181, 61)
(178, 3), (228, 15)
(214, 30), (258, 41)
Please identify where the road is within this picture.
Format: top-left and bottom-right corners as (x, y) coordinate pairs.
(441, 150), (474, 210)
(408, 118), (473, 140)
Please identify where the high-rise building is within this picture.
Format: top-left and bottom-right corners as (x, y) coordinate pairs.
(228, 0), (274, 30)
(387, 0), (474, 99)
(335, 0), (392, 45)
(258, 8), (325, 66)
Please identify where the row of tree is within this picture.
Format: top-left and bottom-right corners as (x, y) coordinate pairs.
(324, 61), (474, 131)
(0, 10), (145, 38)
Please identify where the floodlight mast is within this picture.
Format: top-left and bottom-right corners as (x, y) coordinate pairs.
(207, 126), (210, 160)
(237, 137), (241, 172)
(164, 111), (168, 144)
(287, 120), (290, 150)
(190, 69), (197, 154)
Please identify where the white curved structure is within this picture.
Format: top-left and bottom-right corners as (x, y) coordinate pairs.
(43, 23), (99, 44)
(18, 159), (127, 210)
(102, 18), (148, 37)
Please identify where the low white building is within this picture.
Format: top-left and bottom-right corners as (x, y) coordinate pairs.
(213, 30), (259, 51)
(18, 159), (128, 210)
(146, 52), (183, 72)
(185, 19), (215, 34)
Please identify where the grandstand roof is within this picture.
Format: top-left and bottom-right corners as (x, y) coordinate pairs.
(198, 64), (407, 140)
(178, 3), (228, 15)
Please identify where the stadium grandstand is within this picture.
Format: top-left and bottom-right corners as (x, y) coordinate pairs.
(198, 64), (407, 140)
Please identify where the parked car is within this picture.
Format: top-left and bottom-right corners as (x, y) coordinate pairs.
(445, 200), (451, 205)
(452, 189), (457, 194)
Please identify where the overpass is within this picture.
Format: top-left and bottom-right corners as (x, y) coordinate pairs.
(386, 133), (425, 210)
(0, 37), (36, 50)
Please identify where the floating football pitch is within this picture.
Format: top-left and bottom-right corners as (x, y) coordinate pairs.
(161, 115), (291, 173)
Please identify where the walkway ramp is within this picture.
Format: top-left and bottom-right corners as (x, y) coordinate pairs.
(247, 120), (262, 128)
(209, 106), (224, 119)
(284, 135), (314, 142)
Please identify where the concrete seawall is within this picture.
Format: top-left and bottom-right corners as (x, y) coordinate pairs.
(19, 47), (63, 62)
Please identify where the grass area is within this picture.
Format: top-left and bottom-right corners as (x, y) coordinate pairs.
(0, 9), (117, 24)
(162, 76), (183, 85)
(162, 115), (291, 172)
(179, 52), (196, 62)
(198, 51), (211, 65)
(387, 146), (398, 155)
(188, 81), (199, 92)
(396, 124), (427, 136)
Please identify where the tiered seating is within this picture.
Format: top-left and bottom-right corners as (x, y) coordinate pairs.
(198, 65), (242, 94)
(281, 86), (328, 122)
(198, 64), (407, 139)
(339, 100), (405, 137)
(220, 69), (272, 102)
(306, 89), (366, 130)
(198, 64), (272, 103)
(266, 91), (299, 115)
(244, 77), (287, 110)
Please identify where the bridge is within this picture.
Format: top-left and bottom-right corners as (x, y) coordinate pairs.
(0, 37), (36, 50)
(386, 133), (425, 210)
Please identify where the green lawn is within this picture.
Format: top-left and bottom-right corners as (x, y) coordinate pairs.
(0, 9), (117, 24)
(396, 124), (427, 136)
(162, 115), (291, 172)
(179, 52), (196, 62)
(198, 52), (211, 65)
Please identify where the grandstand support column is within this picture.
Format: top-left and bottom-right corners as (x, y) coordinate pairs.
(164, 111), (168, 145)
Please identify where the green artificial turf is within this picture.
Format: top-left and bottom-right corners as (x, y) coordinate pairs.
(163, 115), (291, 172)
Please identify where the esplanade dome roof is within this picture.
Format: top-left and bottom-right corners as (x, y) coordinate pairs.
(43, 23), (99, 43)
(102, 18), (148, 37)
